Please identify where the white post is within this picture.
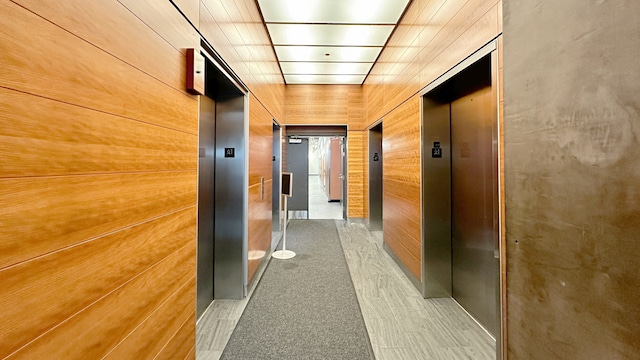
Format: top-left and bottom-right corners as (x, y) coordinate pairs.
(272, 194), (296, 259)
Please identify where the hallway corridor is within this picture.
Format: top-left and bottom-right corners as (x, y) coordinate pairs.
(196, 220), (494, 359)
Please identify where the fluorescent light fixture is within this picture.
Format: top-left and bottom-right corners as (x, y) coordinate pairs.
(285, 74), (366, 84)
(258, 0), (410, 24)
(267, 24), (393, 46)
(274, 46), (382, 63)
(280, 62), (372, 75)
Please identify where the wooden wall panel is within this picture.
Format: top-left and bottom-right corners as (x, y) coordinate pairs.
(0, 1), (198, 135)
(154, 313), (197, 360)
(284, 85), (363, 126)
(347, 131), (366, 218)
(14, 0), (198, 93)
(0, 209), (196, 358)
(248, 95), (274, 282)
(0, 171), (196, 269)
(199, 0), (285, 121)
(382, 97), (422, 280)
(171, 0), (200, 27)
(0, 87), (197, 178)
(120, 0), (200, 53)
(0, 1), (200, 358)
(103, 278), (196, 360)
(363, 0), (501, 128)
(7, 242), (195, 359)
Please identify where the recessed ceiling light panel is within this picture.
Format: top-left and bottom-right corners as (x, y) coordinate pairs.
(280, 62), (372, 75)
(267, 24), (394, 46)
(258, 0), (411, 24)
(285, 74), (366, 84)
(274, 46), (382, 63)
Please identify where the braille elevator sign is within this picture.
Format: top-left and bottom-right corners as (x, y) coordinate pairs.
(432, 142), (442, 158)
(225, 148), (235, 158)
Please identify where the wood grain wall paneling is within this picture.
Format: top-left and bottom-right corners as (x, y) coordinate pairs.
(14, 0), (198, 93)
(102, 278), (196, 360)
(1, 1), (200, 357)
(7, 241), (195, 359)
(362, 0), (501, 128)
(154, 312), (197, 360)
(199, 0), (285, 121)
(120, 0), (200, 53)
(0, 1), (198, 135)
(0, 171), (196, 269)
(171, 0), (200, 27)
(0, 87), (197, 178)
(247, 94), (274, 282)
(382, 97), (422, 280)
(0, 208), (196, 358)
(347, 131), (366, 218)
(284, 85), (363, 126)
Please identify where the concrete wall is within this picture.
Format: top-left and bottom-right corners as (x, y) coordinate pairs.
(503, 1), (640, 358)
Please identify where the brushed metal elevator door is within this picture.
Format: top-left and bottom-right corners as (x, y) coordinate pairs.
(450, 85), (497, 336)
(197, 95), (216, 319)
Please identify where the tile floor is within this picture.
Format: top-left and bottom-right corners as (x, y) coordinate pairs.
(196, 220), (495, 360)
(308, 175), (343, 220)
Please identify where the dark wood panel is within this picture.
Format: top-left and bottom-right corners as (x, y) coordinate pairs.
(0, 171), (197, 268)
(7, 241), (195, 359)
(0, 208), (196, 359)
(0, 1), (198, 134)
(0, 88), (197, 178)
(103, 278), (196, 359)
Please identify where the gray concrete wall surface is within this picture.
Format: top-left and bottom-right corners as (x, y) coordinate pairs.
(503, 0), (640, 358)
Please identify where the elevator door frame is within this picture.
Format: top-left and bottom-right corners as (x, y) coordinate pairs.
(419, 39), (502, 359)
(196, 45), (250, 318)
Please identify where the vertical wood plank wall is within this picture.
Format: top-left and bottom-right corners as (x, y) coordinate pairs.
(0, 1), (199, 358)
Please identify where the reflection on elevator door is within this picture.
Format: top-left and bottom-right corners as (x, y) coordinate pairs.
(451, 85), (497, 336)
(197, 95), (215, 319)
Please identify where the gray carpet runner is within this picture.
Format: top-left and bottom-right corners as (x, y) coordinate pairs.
(220, 219), (375, 360)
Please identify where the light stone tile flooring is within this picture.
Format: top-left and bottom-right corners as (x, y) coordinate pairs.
(197, 220), (495, 360)
(308, 174), (343, 220)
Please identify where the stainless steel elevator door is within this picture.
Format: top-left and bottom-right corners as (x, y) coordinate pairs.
(369, 124), (383, 230)
(197, 95), (216, 319)
(450, 85), (497, 336)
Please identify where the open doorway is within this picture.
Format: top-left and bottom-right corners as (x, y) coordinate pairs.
(283, 125), (347, 220)
(309, 137), (343, 219)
